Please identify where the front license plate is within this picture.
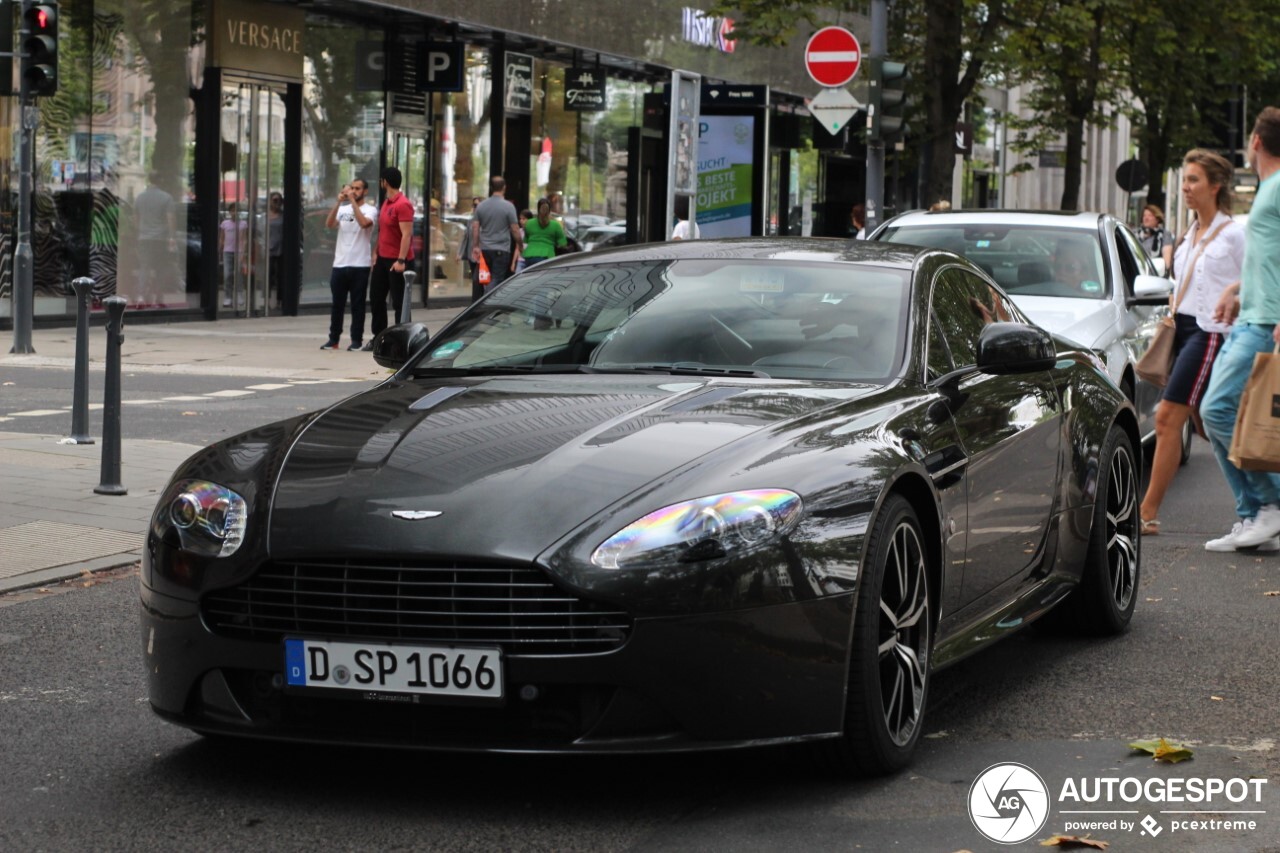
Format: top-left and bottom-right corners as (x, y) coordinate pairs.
(284, 638), (503, 699)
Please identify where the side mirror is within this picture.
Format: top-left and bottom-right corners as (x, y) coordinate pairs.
(1129, 273), (1173, 305)
(371, 322), (431, 369)
(976, 322), (1057, 374)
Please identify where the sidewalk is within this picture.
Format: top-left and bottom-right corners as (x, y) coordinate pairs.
(0, 306), (464, 593)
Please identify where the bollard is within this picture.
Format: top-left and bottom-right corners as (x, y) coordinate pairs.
(94, 297), (127, 496)
(400, 270), (416, 324)
(68, 277), (95, 445)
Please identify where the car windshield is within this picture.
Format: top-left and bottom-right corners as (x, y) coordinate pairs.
(409, 259), (912, 383)
(881, 223), (1107, 300)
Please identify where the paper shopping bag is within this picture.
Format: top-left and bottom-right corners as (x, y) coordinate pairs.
(1228, 345), (1280, 473)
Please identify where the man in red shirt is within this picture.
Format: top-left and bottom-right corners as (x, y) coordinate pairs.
(366, 166), (415, 348)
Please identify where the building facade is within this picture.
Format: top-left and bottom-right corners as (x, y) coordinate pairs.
(1, 0), (872, 325)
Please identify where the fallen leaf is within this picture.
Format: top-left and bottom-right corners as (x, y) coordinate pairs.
(1264, 591), (1280, 597)
(1040, 835), (1109, 849)
(36, 588), (51, 593)
(1211, 696), (1224, 701)
(1129, 737), (1194, 763)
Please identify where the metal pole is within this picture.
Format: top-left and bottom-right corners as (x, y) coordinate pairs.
(95, 297), (127, 496)
(68, 277), (95, 445)
(11, 2), (36, 354)
(865, 0), (888, 233)
(400, 270), (415, 324)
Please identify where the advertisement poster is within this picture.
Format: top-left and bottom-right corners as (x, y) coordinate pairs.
(695, 115), (754, 238)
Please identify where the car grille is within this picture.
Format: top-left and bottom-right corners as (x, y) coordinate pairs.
(201, 559), (631, 655)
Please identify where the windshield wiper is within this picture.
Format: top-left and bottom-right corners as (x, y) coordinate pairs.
(595, 363), (772, 378)
(413, 364), (595, 376)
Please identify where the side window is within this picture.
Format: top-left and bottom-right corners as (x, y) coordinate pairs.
(927, 268), (989, 372)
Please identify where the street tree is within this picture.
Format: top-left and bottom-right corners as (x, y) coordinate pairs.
(1001, 0), (1128, 210)
(1125, 1), (1280, 211)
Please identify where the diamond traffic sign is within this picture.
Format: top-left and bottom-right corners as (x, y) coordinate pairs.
(805, 26), (861, 88)
(810, 86), (861, 135)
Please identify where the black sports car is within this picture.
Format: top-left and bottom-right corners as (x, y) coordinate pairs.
(142, 239), (1141, 774)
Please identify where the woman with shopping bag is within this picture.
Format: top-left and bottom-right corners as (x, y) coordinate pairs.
(1139, 149), (1245, 537)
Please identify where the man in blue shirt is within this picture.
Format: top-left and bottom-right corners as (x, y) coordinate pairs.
(1200, 106), (1280, 551)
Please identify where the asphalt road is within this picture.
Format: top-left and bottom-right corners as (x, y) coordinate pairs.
(0, 422), (1277, 851)
(3, 353), (1279, 849)
(1, 365), (377, 445)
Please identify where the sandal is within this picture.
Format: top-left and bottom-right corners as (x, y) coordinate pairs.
(1141, 517), (1161, 536)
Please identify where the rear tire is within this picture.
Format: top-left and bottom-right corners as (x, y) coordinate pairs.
(823, 494), (931, 776)
(1057, 425), (1140, 635)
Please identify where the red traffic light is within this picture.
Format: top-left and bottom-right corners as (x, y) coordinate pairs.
(35, 8), (48, 27)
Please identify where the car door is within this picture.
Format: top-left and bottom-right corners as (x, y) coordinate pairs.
(928, 267), (1063, 605)
(1113, 223), (1165, 430)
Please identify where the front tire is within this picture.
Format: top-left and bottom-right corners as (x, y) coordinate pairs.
(1059, 425), (1140, 634)
(826, 494), (931, 776)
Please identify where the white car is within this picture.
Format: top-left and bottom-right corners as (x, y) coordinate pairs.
(873, 209), (1185, 457)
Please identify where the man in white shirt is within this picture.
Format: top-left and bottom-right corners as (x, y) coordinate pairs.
(322, 179), (377, 351)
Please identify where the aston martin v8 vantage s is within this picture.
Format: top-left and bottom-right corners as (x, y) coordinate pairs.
(142, 239), (1141, 775)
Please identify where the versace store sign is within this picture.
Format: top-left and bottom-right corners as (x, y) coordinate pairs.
(211, 0), (305, 81)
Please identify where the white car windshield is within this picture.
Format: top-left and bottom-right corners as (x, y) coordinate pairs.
(881, 224), (1108, 300)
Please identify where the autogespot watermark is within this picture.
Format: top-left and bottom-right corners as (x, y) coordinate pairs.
(967, 762), (1270, 844)
(969, 763), (1051, 844)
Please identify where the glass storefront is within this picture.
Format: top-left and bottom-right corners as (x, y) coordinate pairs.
(0, 1), (820, 325)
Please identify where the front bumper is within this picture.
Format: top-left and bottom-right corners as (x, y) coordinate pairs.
(141, 581), (854, 753)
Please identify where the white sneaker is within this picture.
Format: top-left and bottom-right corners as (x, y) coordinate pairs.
(1205, 522), (1246, 552)
(1205, 518), (1280, 552)
(1234, 505), (1280, 548)
(1240, 536), (1280, 553)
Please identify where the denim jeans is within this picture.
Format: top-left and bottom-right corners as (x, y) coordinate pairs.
(1199, 322), (1280, 518)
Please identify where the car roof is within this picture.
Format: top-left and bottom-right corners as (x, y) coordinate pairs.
(883, 209), (1107, 230)
(543, 236), (938, 268)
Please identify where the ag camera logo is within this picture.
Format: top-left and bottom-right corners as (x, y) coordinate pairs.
(969, 762), (1051, 844)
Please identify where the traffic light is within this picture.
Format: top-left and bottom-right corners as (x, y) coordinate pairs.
(878, 60), (910, 139)
(22, 2), (59, 97)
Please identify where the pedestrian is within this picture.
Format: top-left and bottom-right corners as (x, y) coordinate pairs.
(134, 172), (175, 305)
(458, 196), (483, 300)
(515, 208), (534, 273)
(470, 175), (521, 291)
(266, 192), (285, 308)
(523, 198), (566, 268)
(218, 201), (246, 308)
(671, 195), (698, 240)
(850, 203), (866, 239)
(367, 166), (416, 347)
(1198, 106), (1280, 551)
(1138, 150), (1244, 537)
(1138, 204), (1175, 273)
(321, 179), (376, 351)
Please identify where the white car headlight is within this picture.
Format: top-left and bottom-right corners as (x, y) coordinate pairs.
(591, 489), (803, 569)
(153, 479), (248, 558)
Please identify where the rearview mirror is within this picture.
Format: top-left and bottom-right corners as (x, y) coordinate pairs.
(976, 322), (1057, 374)
(371, 322), (432, 369)
(1129, 273), (1173, 305)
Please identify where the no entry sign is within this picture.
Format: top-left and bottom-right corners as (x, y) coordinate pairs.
(805, 26), (861, 88)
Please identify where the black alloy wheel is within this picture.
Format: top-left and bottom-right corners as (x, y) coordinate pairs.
(1061, 425), (1140, 634)
(826, 493), (932, 776)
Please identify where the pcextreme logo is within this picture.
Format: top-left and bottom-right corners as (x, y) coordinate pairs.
(969, 762), (1051, 844)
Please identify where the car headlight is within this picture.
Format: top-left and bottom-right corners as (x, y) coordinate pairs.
(591, 489), (803, 569)
(152, 479), (248, 558)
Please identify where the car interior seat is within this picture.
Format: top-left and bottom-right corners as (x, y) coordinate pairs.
(1017, 261), (1051, 286)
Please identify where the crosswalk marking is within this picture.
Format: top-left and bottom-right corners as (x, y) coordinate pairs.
(3, 377), (372, 420)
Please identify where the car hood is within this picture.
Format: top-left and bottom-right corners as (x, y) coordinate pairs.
(268, 375), (869, 560)
(1008, 294), (1121, 349)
